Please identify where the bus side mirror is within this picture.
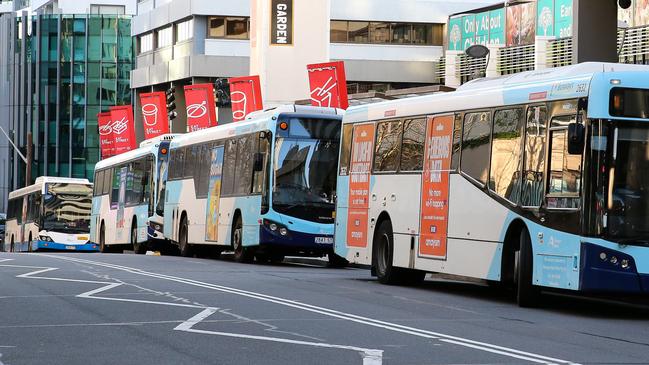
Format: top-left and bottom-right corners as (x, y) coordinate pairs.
(568, 123), (585, 155)
(253, 153), (264, 172)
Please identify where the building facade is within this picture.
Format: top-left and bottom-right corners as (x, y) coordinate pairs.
(0, 0), (135, 213)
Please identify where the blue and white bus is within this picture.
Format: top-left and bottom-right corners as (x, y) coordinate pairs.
(335, 62), (649, 306)
(4, 177), (95, 252)
(90, 135), (176, 253)
(160, 105), (344, 263)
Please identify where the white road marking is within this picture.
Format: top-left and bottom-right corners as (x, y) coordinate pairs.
(38, 254), (581, 365)
(0, 259), (14, 263)
(2, 262), (383, 364)
(175, 308), (383, 365)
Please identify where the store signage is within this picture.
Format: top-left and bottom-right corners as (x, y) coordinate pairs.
(97, 112), (115, 159)
(307, 61), (349, 110)
(108, 105), (137, 155)
(346, 123), (375, 248)
(184, 83), (217, 132)
(270, 0), (293, 45)
(419, 115), (453, 259)
(139, 91), (169, 140)
(228, 75), (263, 122)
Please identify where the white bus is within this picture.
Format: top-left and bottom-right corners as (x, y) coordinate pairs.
(160, 105), (345, 263)
(335, 62), (649, 306)
(4, 177), (95, 252)
(90, 135), (175, 253)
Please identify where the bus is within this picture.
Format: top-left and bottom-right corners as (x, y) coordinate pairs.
(90, 134), (175, 253)
(160, 105), (345, 264)
(4, 177), (95, 252)
(334, 62), (649, 306)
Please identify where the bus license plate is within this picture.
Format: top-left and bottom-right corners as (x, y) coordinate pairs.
(315, 237), (333, 244)
(65, 246), (76, 250)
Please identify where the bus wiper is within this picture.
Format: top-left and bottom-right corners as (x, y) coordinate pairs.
(616, 237), (649, 246)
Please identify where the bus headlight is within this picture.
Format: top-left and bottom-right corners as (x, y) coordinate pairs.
(279, 228), (288, 236)
(269, 223), (278, 231)
(262, 219), (290, 237)
(39, 235), (53, 242)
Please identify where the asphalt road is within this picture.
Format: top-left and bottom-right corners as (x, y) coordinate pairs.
(1, 252), (648, 365)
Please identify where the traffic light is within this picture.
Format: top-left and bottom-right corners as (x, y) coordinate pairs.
(166, 86), (177, 120)
(215, 78), (231, 107)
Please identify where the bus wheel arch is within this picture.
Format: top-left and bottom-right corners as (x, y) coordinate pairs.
(517, 225), (541, 307)
(231, 210), (252, 263)
(178, 211), (192, 257)
(10, 235), (14, 252)
(501, 219), (526, 287)
(28, 232), (33, 252)
(132, 217), (145, 254)
(372, 212), (424, 285)
(99, 221), (108, 253)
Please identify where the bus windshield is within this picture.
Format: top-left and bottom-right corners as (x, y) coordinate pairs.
(273, 118), (340, 223)
(42, 183), (92, 234)
(608, 124), (649, 241)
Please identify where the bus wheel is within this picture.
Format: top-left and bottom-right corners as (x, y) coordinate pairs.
(232, 218), (252, 263)
(517, 226), (541, 307)
(374, 220), (425, 285)
(100, 224), (114, 254)
(132, 224), (146, 255)
(178, 216), (193, 258)
(28, 233), (33, 253)
(10, 236), (14, 253)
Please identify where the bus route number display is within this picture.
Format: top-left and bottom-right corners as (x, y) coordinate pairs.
(419, 115), (453, 259)
(346, 123), (375, 248)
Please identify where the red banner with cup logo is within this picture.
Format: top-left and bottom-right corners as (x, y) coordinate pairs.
(307, 61), (348, 110)
(109, 105), (137, 155)
(97, 112), (115, 159)
(139, 91), (169, 140)
(184, 83), (217, 132)
(228, 75), (263, 122)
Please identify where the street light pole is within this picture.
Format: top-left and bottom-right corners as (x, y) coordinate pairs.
(0, 126), (30, 187)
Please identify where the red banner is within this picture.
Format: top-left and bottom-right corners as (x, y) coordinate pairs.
(139, 91), (169, 140)
(184, 83), (217, 132)
(419, 115), (453, 259)
(228, 75), (263, 122)
(307, 61), (348, 110)
(346, 123), (375, 248)
(109, 105), (137, 155)
(97, 112), (115, 159)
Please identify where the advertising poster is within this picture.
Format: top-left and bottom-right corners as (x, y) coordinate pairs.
(419, 115), (453, 259)
(447, 16), (462, 51)
(636, 0), (649, 26)
(108, 105), (137, 155)
(461, 15), (476, 50)
(228, 76), (264, 122)
(270, 0), (293, 45)
(346, 123), (375, 248)
(205, 146), (224, 242)
(489, 8), (506, 45)
(507, 3), (536, 46)
(97, 112), (115, 159)
(554, 0), (573, 38)
(139, 91), (169, 140)
(116, 167), (127, 239)
(307, 61), (349, 110)
(537, 0), (555, 36)
(184, 83), (218, 132)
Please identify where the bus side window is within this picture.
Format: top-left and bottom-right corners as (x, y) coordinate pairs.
(451, 113), (462, 171)
(373, 120), (403, 173)
(222, 139), (238, 195)
(110, 166), (121, 208)
(339, 124), (353, 176)
(547, 116), (582, 209)
(461, 111), (492, 185)
(235, 134), (254, 195)
(102, 168), (112, 195)
(7, 199), (14, 221)
(253, 132), (270, 194)
(94, 170), (104, 196)
(489, 108), (524, 203)
(399, 118), (425, 172)
(521, 105), (547, 207)
(196, 144), (210, 198)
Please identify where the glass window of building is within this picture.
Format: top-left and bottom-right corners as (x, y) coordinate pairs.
(157, 26), (172, 48)
(139, 32), (153, 53)
(207, 16), (249, 39)
(90, 5), (125, 15)
(370, 22), (390, 43)
(330, 20), (348, 42)
(391, 23), (411, 43)
(348, 21), (369, 43)
(331, 21), (443, 45)
(176, 18), (194, 42)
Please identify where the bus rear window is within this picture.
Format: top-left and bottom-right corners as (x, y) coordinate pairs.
(282, 117), (341, 140)
(610, 87), (649, 119)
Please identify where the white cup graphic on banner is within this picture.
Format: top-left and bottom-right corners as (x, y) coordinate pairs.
(231, 91), (248, 120)
(142, 103), (158, 126)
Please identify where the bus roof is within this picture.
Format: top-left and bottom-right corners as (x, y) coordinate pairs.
(8, 177), (91, 199)
(170, 104), (343, 148)
(95, 143), (159, 171)
(344, 62), (649, 123)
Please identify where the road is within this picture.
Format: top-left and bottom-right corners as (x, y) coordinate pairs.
(0, 252), (648, 365)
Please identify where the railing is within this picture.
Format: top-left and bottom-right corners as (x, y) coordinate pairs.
(618, 24), (649, 64)
(547, 37), (573, 68)
(433, 56), (445, 85)
(497, 44), (535, 75)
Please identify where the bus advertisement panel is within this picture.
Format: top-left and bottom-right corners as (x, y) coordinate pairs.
(346, 123), (374, 248)
(205, 146), (224, 242)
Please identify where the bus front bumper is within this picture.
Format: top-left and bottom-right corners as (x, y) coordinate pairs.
(33, 240), (100, 252)
(259, 225), (333, 255)
(579, 242), (649, 293)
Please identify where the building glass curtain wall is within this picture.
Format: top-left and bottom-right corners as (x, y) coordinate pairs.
(6, 14), (133, 192)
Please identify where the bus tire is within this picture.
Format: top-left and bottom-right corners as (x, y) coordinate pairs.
(10, 236), (14, 253)
(99, 223), (109, 253)
(28, 233), (33, 253)
(373, 220), (424, 285)
(178, 216), (193, 258)
(232, 217), (252, 263)
(517, 226), (541, 307)
(132, 222), (146, 255)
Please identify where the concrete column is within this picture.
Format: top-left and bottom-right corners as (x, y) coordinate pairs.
(486, 44), (503, 78)
(572, 0), (617, 64)
(250, 0), (330, 107)
(534, 36), (554, 70)
(444, 51), (463, 89)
